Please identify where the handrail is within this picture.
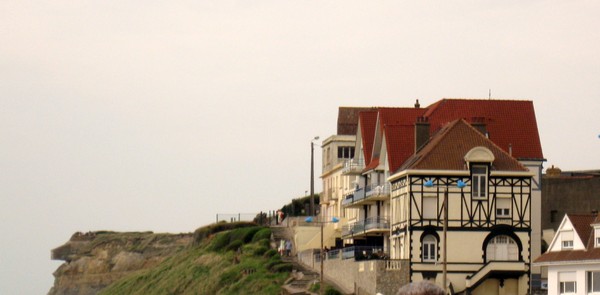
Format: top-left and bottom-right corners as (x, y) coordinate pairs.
(342, 216), (390, 236)
(365, 183), (391, 196)
(342, 159), (365, 174)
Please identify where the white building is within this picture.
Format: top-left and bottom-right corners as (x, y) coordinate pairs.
(534, 213), (600, 295)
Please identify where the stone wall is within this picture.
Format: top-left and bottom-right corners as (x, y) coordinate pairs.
(300, 254), (410, 295)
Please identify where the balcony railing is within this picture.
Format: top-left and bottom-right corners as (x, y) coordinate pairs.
(341, 188), (364, 206)
(342, 216), (390, 237)
(365, 183), (391, 197)
(342, 184), (389, 207)
(342, 246), (386, 260)
(342, 159), (364, 175)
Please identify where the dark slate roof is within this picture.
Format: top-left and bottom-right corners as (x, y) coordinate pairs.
(337, 107), (375, 135)
(398, 119), (528, 172)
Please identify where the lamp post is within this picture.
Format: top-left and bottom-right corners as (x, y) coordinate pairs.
(424, 179), (465, 293)
(310, 136), (319, 216)
(305, 216), (339, 295)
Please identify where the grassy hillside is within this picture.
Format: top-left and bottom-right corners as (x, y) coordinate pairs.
(99, 223), (291, 295)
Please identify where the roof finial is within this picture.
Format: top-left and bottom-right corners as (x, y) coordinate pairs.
(415, 99), (420, 108)
(489, 89), (491, 100)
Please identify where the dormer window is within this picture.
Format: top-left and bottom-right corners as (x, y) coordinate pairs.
(595, 227), (600, 247)
(561, 230), (574, 250)
(472, 165), (488, 199)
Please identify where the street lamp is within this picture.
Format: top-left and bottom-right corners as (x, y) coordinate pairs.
(310, 136), (320, 216)
(305, 216), (339, 295)
(424, 179), (465, 293)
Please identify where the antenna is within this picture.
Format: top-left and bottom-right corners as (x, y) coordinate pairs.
(489, 89), (491, 99)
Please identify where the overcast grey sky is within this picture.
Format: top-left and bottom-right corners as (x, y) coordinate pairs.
(1, 1), (599, 293)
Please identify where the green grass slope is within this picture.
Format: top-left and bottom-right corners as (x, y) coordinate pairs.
(99, 223), (291, 295)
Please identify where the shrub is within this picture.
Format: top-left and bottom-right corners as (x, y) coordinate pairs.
(263, 249), (278, 258)
(252, 228), (271, 242)
(225, 240), (243, 252)
(325, 286), (342, 295)
(272, 263), (292, 273)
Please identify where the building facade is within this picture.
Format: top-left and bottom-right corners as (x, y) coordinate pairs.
(535, 213), (600, 295)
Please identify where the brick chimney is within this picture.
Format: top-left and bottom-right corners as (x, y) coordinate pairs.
(546, 165), (562, 177)
(415, 116), (430, 152)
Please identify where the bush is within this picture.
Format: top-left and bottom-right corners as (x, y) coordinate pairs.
(225, 240), (243, 252)
(263, 249), (278, 258)
(192, 222), (257, 246)
(325, 286), (342, 295)
(252, 228), (271, 242)
(271, 263), (292, 273)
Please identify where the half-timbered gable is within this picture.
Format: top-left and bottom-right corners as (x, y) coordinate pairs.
(389, 119), (533, 295)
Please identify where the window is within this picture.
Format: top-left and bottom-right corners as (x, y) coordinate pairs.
(337, 146), (355, 159)
(471, 166), (487, 199)
(562, 240), (574, 249)
(561, 230), (574, 249)
(486, 235), (518, 261)
(496, 208), (510, 217)
(589, 271), (600, 293)
(560, 281), (576, 294)
(422, 235), (437, 262)
(496, 198), (511, 218)
(595, 228), (600, 247)
(559, 272), (576, 294)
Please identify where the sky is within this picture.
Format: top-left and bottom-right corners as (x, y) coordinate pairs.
(1, 1), (599, 294)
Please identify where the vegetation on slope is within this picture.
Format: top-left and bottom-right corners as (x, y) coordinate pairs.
(99, 222), (290, 295)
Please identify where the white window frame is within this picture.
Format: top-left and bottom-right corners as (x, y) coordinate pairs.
(559, 281), (576, 294)
(496, 208), (510, 217)
(588, 271), (600, 293)
(471, 165), (488, 200)
(595, 227), (600, 248)
(422, 235), (437, 262)
(562, 240), (574, 249)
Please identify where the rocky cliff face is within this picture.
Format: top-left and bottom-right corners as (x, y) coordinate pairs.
(49, 231), (192, 295)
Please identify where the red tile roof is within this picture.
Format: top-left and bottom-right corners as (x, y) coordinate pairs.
(535, 214), (600, 264)
(383, 124), (416, 173)
(348, 99), (543, 175)
(359, 111), (379, 166)
(377, 108), (427, 130)
(368, 107), (426, 173)
(398, 119), (528, 172)
(364, 157), (380, 171)
(571, 214), (598, 248)
(423, 99), (544, 160)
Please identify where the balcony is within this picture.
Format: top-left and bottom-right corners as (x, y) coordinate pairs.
(342, 216), (390, 238)
(341, 188), (365, 207)
(342, 183), (390, 208)
(342, 159), (364, 175)
(365, 183), (390, 199)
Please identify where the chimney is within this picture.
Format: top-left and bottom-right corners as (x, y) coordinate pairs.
(415, 116), (430, 152)
(470, 117), (487, 136)
(414, 99), (421, 108)
(546, 165), (562, 177)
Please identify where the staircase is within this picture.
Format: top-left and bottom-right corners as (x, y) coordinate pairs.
(271, 224), (320, 294)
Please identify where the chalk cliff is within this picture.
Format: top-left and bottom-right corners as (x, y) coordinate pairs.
(49, 231), (192, 295)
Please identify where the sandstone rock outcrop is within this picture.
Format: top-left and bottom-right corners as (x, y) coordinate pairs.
(49, 231), (192, 295)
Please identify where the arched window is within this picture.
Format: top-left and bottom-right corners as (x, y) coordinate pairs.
(486, 235), (518, 261)
(422, 235), (437, 262)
